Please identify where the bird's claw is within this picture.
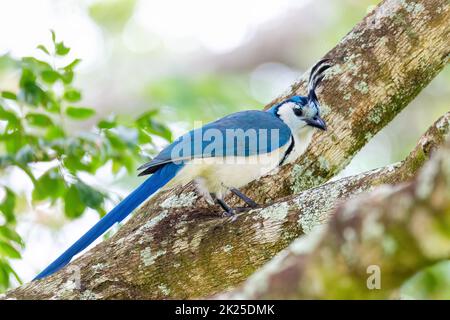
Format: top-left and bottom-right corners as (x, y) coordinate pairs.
(222, 209), (235, 218)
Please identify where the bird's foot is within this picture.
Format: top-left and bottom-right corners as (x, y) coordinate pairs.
(214, 193), (257, 221)
(230, 188), (259, 208)
(216, 198), (235, 216)
(221, 209), (235, 217)
(233, 206), (255, 213)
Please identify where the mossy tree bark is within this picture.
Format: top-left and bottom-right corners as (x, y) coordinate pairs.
(2, 0), (449, 299)
(218, 136), (450, 299)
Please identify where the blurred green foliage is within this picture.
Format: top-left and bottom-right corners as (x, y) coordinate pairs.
(145, 75), (260, 123)
(402, 261), (450, 299)
(89, 0), (137, 33)
(0, 32), (171, 291)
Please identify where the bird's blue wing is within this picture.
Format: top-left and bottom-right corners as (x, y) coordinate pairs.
(138, 110), (292, 175)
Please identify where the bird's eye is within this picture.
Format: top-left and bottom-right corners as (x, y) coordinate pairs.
(293, 105), (303, 117)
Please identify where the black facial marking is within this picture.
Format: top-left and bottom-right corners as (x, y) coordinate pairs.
(279, 137), (295, 166)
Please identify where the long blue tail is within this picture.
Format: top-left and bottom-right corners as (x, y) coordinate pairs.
(33, 163), (181, 280)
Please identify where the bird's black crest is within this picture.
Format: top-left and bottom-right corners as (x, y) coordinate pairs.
(308, 58), (332, 103)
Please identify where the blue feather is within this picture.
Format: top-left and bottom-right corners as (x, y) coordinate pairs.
(267, 95), (308, 116)
(138, 110), (292, 175)
(33, 163), (182, 280)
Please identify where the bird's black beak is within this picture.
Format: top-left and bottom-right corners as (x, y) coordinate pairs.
(305, 116), (327, 131)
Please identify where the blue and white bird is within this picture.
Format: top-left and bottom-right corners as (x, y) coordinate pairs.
(34, 59), (331, 280)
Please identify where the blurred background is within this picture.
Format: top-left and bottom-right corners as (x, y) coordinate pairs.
(0, 0), (448, 297)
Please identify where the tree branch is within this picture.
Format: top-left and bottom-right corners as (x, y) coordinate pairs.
(240, 0), (450, 203)
(218, 137), (450, 299)
(4, 112), (449, 300)
(3, 0), (449, 299)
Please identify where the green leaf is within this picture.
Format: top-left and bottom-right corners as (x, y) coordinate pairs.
(21, 57), (52, 71)
(0, 226), (23, 247)
(63, 88), (81, 102)
(60, 70), (74, 84)
(89, 0), (137, 33)
(18, 69), (47, 106)
(111, 155), (134, 174)
(64, 185), (86, 219)
(121, 151), (135, 173)
(62, 59), (81, 71)
(25, 113), (53, 127)
(18, 82), (47, 106)
(0, 105), (19, 126)
(55, 42), (70, 56)
(41, 70), (60, 84)
(0, 188), (16, 223)
(32, 169), (65, 202)
(136, 110), (172, 141)
(19, 68), (36, 86)
(50, 29), (56, 43)
(7, 263), (22, 284)
(0, 261), (21, 288)
(36, 44), (50, 55)
(45, 125), (65, 140)
(75, 181), (104, 210)
(98, 119), (116, 129)
(0, 241), (21, 259)
(105, 131), (126, 150)
(66, 106), (95, 120)
(63, 155), (87, 172)
(45, 97), (61, 113)
(111, 158), (122, 174)
(138, 131), (152, 144)
(1, 91), (16, 100)
(0, 260), (9, 289)
(0, 155), (13, 169)
(3, 131), (24, 154)
(0, 54), (17, 69)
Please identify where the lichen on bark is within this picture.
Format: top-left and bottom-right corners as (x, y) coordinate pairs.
(4, 112), (449, 300)
(219, 138), (450, 299)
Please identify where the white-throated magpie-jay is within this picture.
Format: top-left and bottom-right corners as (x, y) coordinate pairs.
(34, 59), (331, 280)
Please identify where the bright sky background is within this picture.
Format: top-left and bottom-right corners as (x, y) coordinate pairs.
(0, 0), (309, 62)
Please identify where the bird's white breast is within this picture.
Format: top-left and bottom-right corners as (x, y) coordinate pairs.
(165, 143), (289, 199)
(284, 126), (315, 164)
